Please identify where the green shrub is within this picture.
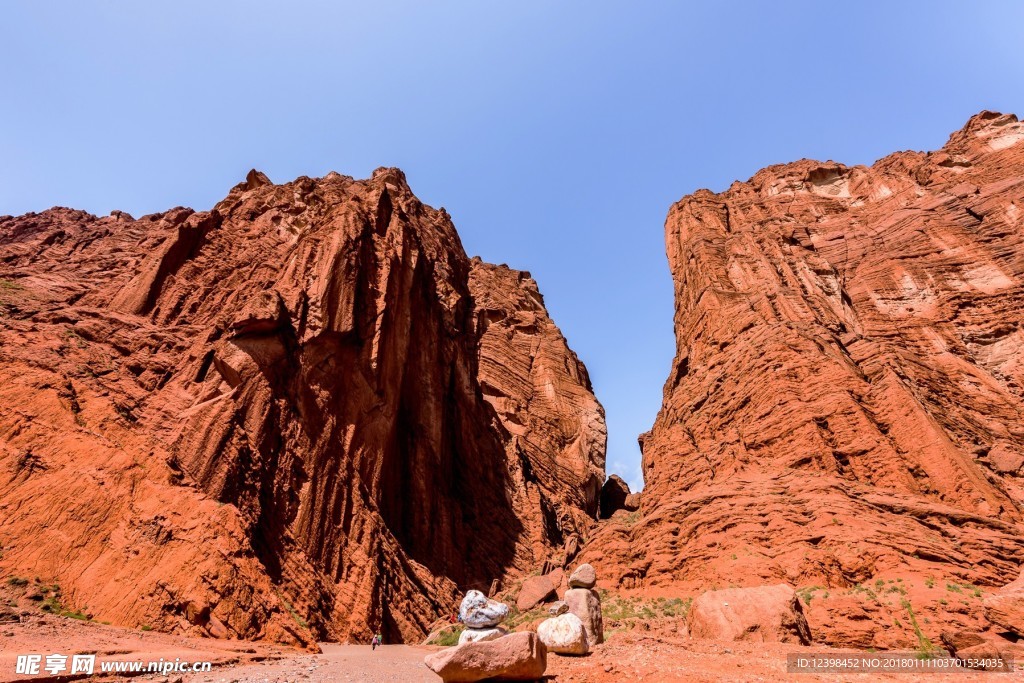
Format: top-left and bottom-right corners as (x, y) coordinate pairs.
(429, 625), (463, 646)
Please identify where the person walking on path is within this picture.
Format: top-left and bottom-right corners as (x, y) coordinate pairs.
(371, 632), (382, 650)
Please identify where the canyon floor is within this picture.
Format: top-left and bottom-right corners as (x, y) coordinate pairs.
(0, 612), (1017, 683)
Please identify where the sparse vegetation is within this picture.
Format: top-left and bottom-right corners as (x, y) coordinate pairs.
(901, 598), (936, 659)
(925, 576), (935, 589)
(6, 576), (29, 587)
(851, 583), (880, 603)
(32, 583), (90, 621)
(140, 624), (153, 632)
(276, 592), (308, 630)
(797, 585), (825, 605)
(602, 595), (691, 621)
(429, 625), (463, 646)
(505, 604), (547, 630)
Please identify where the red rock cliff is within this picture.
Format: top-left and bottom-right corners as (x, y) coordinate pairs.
(0, 168), (605, 645)
(586, 112), (1024, 609)
(469, 260), (606, 563)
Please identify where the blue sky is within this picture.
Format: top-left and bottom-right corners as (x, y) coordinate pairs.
(3, 1), (1023, 491)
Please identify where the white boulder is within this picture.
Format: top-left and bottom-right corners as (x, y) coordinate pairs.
(537, 612), (588, 655)
(460, 589), (510, 629)
(458, 626), (507, 645)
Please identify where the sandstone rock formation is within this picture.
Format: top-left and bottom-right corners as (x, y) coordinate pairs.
(687, 585), (811, 644)
(582, 111), (1024, 640)
(983, 569), (1024, 636)
(568, 563), (597, 589)
(0, 168), (605, 645)
(516, 574), (557, 612)
(423, 631), (547, 682)
(469, 260), (607, 561)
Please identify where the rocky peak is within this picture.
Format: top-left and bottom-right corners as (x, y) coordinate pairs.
(0, 167), (605, 645)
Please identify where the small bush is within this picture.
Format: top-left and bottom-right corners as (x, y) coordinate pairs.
(797, 586), (824, 605)
(429, 625), (463, 646)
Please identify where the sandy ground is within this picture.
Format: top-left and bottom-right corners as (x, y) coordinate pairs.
(1, 615), (1019, 682)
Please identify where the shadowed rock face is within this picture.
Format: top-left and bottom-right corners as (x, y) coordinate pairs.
(585, 111), (1024, 611)
(469, 260), (606, 556)
(0, 168), (605, 645)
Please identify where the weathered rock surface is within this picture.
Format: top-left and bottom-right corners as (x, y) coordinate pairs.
(516, 575), (557, 612)
(0, 168), (605, 645)
(687, 585), (812, 644)
(423, 631), (547, 682)
(459, 590), (510, 629)
(599, 474), (638, 518)
(583, 111), (1024, 642)
(940, 630), (1014, 670)
(469, 260), (607, 559)
(548, 600), (569, 616)
(983, 569), (1024, 635)
(564, 587), (603, 645)
(457, 626), (507, 645)
(568, 563), (597, 589)
(537, 612), (589, 655)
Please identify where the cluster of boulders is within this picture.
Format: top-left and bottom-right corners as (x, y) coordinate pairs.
(423, 564), (607, 681)
(424, 591), (546, 682)
(536, 563), (604, 655)
(457, 590), (510, 644)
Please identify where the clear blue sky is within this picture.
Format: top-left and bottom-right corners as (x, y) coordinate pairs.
(3, 2), (1023, 491)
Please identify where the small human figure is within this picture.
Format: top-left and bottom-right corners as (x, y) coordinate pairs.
(371, 632), (382, 650)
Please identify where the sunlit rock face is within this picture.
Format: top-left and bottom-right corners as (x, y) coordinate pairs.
(0, 167), (605, 645)
(583, 111), (1024, 642)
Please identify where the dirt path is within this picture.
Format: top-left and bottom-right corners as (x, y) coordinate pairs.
(3, 615), (1018, 682)
(182, 644), (438, 683)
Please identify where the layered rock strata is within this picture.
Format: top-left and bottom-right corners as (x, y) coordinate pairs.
(584, 112), (1024, 636)
(0, 168), (605, 644)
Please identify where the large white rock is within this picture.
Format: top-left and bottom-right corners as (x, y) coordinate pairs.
(459, 589), (510, 629)
(458, 626), (507, 645)
(537, 612), (588, 655)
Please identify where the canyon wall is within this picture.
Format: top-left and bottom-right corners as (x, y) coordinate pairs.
(585, 112), (1024, 614)
(0, 168), (605, 645)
